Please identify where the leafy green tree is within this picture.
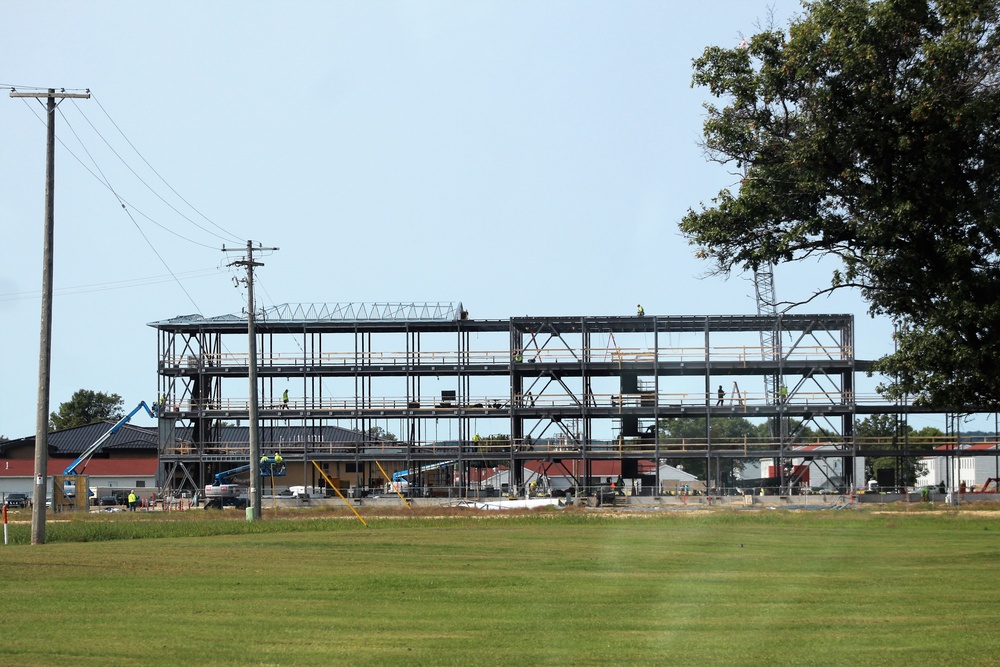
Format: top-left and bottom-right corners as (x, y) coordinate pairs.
(681, 0), (1000, 409)
(657, 416), (764, 485)
(49, 389), (124, 431)
(855, 414), (928, 485)
(361, 426), (397, 441)
(475, 433), (510, 467)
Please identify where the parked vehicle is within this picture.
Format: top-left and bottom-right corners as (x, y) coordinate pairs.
(5, 492), (30, 508)
(288, 485), (324, 498)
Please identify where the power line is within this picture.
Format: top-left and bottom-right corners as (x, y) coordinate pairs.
(0, 268), (222, 302)
(19, 98), (219, 249)
(90, 94), (243, 243)
(74, 96), (242, 244)
(123, 204), (203, 313)
(16, 94), (204, 313)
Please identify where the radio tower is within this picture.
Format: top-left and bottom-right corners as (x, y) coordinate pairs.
(755, 262), (788, 489)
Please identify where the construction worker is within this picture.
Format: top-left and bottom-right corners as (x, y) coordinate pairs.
(127, 490), (137, 512)
(717, 385), (725, 406)
(637, 304), (645, 316)
(274, 452), (283, 473)
(282, 389), (289, 409)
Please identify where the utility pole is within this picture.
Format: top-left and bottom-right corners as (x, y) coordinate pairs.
(10, 88), (90, 544)
(225, 241), (278, 520)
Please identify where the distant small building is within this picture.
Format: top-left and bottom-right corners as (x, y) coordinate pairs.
(743, 444), (866, 492)
(0, 421), (158, 500)
(916, 442), (1000, 490)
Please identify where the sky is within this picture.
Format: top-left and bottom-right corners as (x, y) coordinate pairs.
(0, 0), (973, 439)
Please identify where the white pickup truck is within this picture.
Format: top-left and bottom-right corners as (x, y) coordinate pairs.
(287, 485), (324, 498)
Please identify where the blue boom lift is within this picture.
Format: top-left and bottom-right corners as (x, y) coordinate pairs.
(203, 457), (286, 509)
(61, 401), (156, 499)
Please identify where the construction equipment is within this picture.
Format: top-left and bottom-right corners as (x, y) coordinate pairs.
(387, 460), (456, 494)
(977, 478), (999, 493)
(203, 457), (286, 509)
(60, 401), (156, 499)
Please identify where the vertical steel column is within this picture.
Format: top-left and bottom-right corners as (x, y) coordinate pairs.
(653, 317), (660, 495)
(704, 317), (712, 493)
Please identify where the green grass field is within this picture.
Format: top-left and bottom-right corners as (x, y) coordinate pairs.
(1, 506), (998, 666)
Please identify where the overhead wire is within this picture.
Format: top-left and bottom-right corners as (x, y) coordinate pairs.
(10, 87), (274, 413)
(0, 268), (222, 302)
(18, 94), (208, 312)
(90, 93), (243, 244)
(18, 98), (219, 250)
(14, 89), (265, 367)
(75, 96), (243, 244)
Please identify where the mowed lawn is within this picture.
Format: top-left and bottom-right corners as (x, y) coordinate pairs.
(1, 508), (998, 666)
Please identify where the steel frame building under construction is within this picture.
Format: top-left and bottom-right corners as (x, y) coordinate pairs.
(149, 302), (954, 497)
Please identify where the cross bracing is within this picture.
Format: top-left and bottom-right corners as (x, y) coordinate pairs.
(149, 308), (980, 496)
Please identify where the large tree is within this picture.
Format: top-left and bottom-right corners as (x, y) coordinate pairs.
(49, 389), (125, 431)
(657, 416), (766, 484)
(854, 414), (930, 485)
(681, 0), (1000, 409)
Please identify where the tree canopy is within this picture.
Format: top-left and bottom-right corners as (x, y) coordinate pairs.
(854, 414), (932, 485)
(681, 0), (1000, 409)
(657, 416), (765, 484)
(49, 389), (125, 431)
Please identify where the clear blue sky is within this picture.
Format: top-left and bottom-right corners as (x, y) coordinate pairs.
(0, 1), (973, 438)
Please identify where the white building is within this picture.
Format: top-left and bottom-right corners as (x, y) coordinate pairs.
(744, 444), (866, 491)
(916, 443), (1000, 491)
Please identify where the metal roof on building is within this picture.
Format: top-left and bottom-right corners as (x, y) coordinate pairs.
(0, 421), (157, 457)
(0, 457), (158, 478)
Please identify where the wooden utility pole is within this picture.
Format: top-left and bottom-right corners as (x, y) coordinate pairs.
(10, 88), (90, 544)
(225, 241), (278, 520)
